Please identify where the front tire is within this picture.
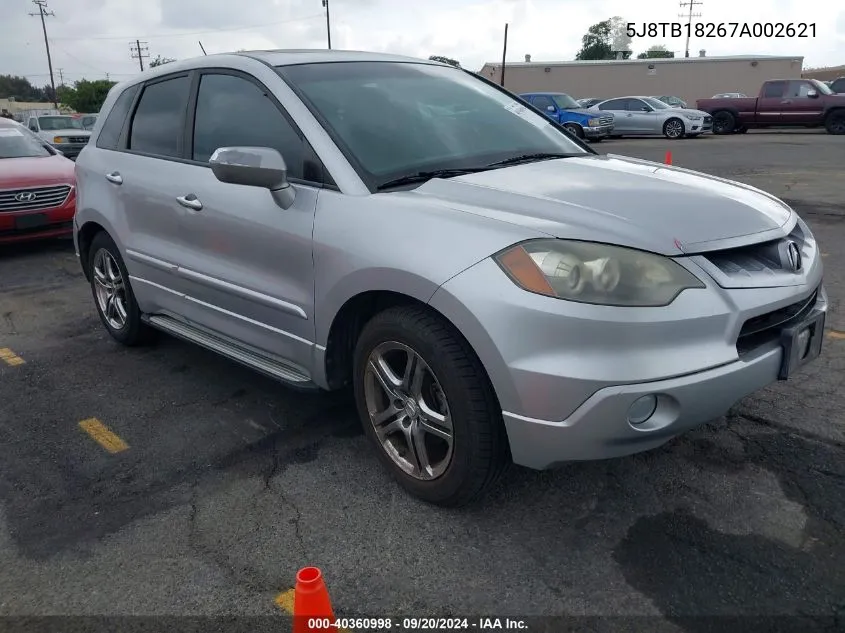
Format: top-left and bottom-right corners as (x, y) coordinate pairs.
(563, 123), (584, 139)
(352, 305), (509, 507)
(663, 117), (685, 139)
(88, 231), (153, 346)
(824, 110), (845, 135)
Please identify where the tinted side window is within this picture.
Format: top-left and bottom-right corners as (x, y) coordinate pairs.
(129, 76), (190, 158)
(628, 99), (649, 111)
(786, 81), (814, 98)
(599, 99), (626, 110)
(192, 73), (303, 179)
(831, 78), (845, 93)
(532, 95), (555, 110)
(96, 84), (139, 150)
(762, 81), (786, 98)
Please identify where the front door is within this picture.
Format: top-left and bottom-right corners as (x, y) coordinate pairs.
(626, 98), (660, 134)
(779, 80), (826, 125)
(174, 70), (319, 371)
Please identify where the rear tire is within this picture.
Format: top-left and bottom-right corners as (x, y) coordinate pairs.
(352, 305), (509, 507)
(824, 110), (845, 135)
(88, 231), (154, 346)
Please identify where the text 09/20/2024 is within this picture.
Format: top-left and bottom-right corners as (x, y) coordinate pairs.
(626, 22), (816, 39)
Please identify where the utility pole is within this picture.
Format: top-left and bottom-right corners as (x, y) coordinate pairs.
(322, 0), (331, 49)
(500, 23), (508, 87)
(678, 0), (703, 58)
(29, 0), (57, 108)
(57, 68), (64, 86)
(130, 39), (149, 71)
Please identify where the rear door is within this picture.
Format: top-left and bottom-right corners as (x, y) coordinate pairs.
(173, 69), (321, 369)
(756, 80), (788, 124)
(780, 80), (825, 124)
(597, 98), (631, 132)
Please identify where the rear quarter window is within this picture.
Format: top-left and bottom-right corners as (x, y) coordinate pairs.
(96, 84), (140, 150)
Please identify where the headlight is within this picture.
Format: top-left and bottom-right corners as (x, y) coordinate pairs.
(588, 118), (601, 126)
(53, 136), (68, 143)
(682, 114), (702, 121)
(494, 239), (705, 306)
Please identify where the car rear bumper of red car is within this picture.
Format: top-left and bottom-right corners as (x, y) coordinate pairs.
(0, 186), (76, 244)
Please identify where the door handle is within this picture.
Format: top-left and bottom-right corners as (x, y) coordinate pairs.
(176, 194), (203, 211)
(105, 171), (123, 185)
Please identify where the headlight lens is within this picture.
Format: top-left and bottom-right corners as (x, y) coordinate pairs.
(53, 136), (68, 143)
(494, 239), (705, 306)
(588, 118), (601, 126)
(683, 113), (702, 121)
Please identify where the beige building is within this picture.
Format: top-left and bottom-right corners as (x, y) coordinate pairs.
(478, 54), (804, 106)
(802, 64), (845, 82)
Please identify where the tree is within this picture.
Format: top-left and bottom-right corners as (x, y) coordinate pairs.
(60, 79), (117, 113)
(0, 74), (46, 101)
(429, 55), (461, 68)
(637, 45), (674, 59)
(575, 18), (632, 60)
(149, 55), (176, 68)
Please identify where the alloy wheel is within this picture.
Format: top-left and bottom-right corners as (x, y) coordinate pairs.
(92, 248), (129, 330)
(665, 119), (683, 138)
(363, 341), (454, 481)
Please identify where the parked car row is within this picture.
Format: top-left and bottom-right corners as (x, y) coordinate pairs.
(522, 92), (711, 140)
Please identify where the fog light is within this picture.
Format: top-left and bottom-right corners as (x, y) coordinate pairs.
(628, 394), (658, 425)
(797, 327), (811, 359)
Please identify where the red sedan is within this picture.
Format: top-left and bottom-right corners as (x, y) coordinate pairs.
(0, 117), (77, 244)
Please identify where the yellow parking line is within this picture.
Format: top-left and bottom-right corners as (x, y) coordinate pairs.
(274, 588), (349, 632)
(0, 348), (25, 366)
(78, 418), (129, 453)
(827, 330), (845, 340)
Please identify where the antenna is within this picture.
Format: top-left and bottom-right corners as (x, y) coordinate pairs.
(679, 0), (703, 58)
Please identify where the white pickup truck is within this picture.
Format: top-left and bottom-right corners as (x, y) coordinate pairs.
(24, 112), (92, 159)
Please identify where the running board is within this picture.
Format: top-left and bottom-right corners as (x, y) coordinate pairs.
(145, 314), (318, 389)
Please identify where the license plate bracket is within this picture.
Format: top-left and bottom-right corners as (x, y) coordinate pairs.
(778, 309), (826, 380)
(14, 213), (48, 230)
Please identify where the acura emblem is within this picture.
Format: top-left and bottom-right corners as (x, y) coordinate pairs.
(14, 192), (37, 202)
(785, 241), (802, 272)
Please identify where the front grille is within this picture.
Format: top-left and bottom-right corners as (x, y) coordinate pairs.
(0, 185), (72, 213)
(736, 287), (819, 355)
(66, 136), (89, 144)
(598, 115), (613, 126)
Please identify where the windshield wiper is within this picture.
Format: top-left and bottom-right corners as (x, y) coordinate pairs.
(486, 152), (579, 167)
(376, 168), (492, 190)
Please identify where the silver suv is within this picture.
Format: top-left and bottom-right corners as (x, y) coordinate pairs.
(74, 50), (827, 506)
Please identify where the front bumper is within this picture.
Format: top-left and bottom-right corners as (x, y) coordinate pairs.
(0, 191), (76, 244)
(688, 119), (713, 134)
(51, 142), (88, 159)
(583, 124), (614, 138)
(428, 254), (826, 469)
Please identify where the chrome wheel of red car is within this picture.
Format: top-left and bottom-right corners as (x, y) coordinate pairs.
(92, 248), (129, 330)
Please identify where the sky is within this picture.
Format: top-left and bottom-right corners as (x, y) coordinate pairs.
(3, 0), (844, 89)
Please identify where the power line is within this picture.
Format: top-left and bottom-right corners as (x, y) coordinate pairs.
(28, 0), (58, 108)
(678, 0), (703, 58)
(50, 13), (324, 42)
(130, 40), (149, 72)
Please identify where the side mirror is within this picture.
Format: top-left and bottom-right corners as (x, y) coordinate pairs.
(209, 146), (295, 209)
(29, 125), (38, 132)
(546, 105), (556, 113)
(807, 89), (818, 98)
(641, 106), (651, 112)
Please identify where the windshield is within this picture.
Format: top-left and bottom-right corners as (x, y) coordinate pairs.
(276, 61), (588, 190)
(0, 125), (52, 159)
(38, 116), (85, 131)
(642, 97), (671, 110)
(552, 94), (581, 109)
(810, 80), (833, 95)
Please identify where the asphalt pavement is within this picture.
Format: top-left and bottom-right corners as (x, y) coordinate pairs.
(0, 130), (843, 631)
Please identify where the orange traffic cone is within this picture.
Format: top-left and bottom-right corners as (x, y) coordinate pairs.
(664, 150), (672, 165)
(293, 567), (335, 633)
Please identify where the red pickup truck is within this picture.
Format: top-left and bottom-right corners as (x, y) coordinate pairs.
(696, 78), (845, 135)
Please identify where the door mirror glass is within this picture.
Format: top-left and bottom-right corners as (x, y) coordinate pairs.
(641, 106), (651, 112)
(546, 105), (555, 112)
(807, 89), (818, 98)
(209, 146), (295, 209)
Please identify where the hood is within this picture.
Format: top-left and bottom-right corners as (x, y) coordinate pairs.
(404, 154), (794, 256)
(0, 154), (75, 189)
(669, 107), (710, 117)
(563, 108), (606, 117)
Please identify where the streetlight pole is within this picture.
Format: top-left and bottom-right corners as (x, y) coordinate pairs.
(322, 0), (331, 49)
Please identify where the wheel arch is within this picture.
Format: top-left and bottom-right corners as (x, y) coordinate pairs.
(76, 219), (111, 282)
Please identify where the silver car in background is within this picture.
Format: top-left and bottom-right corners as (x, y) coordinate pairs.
(591, 96), (713, 138)
(74, 50), (825, 507)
